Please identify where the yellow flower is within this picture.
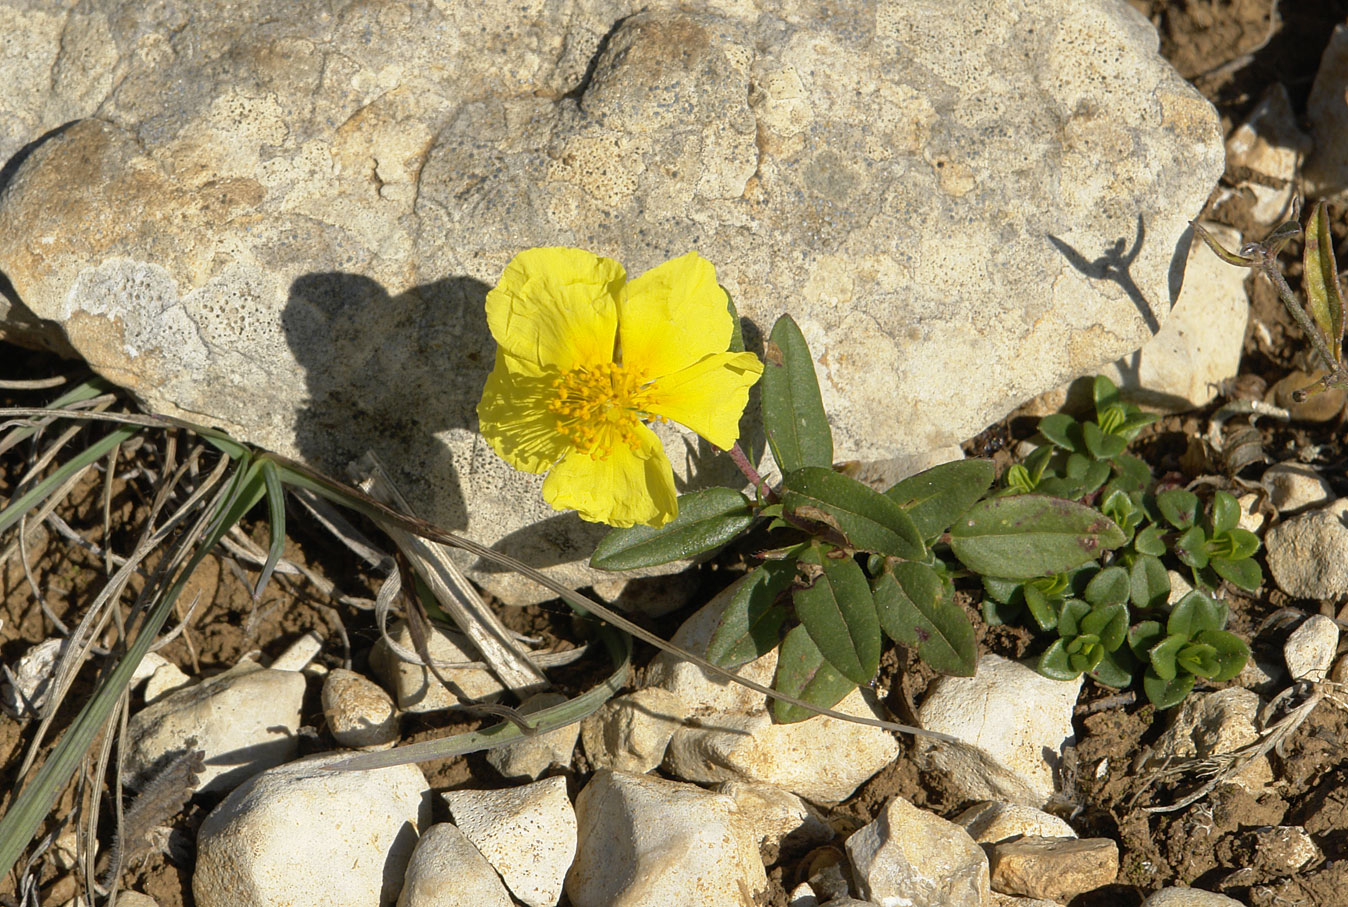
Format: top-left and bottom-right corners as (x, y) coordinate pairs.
(477, 247), (764, 528)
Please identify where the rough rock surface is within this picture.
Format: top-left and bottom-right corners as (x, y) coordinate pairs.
(193, 753), (429, 907)
(566, 769), (767, 907)
(0, 0), (1223, 603)
(125, 659), (306, 794)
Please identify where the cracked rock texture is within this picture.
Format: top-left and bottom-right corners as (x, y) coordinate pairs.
(0, 0), (1223, 602)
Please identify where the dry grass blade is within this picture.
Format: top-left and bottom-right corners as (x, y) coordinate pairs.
(353, 451), (547, 693)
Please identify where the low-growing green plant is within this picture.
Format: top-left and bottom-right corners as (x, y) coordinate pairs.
(592, 318), (1263, 716)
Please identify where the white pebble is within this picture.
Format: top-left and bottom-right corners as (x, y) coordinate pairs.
(1284, 614), (1339, 683)
(322, 668), (399, 749)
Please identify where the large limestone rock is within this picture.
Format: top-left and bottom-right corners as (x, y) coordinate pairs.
(0, 0), (1223, 602)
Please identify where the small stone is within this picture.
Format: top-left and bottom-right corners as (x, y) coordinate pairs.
(369, 620), (505, 713)
(663, 687), (900, 804)
(580, 687), (688, 774)
(1097, 221), (1247, 410)
(486, 692), (581, 779)
(787, 883), (820, 907)
(1, 638), (66, 717)
(443, 776), (575, 907)
(126, 659), (306, 794)
(1265, 500), (1348, 599)
(953, 801), (1076, 844)
(1249, 825), (1320, 874)
(269, 630), (324, 672)
(986, 836), (1118, 901)
(566, 770), (767, 907)
(915, 655), (1079, 807)
(111, 894), (157, 907)
(1305, 24), (1348, 195)
(143, 661), (192, 704)
(1141, 888), (1247, 906)
(1152, 688), (1271, 792)
(1267, 370), (1347, 423)
(646, 577), (781, 714)
(193, 753), (429, 907)
(1167, 570), (1194, 606)
(717, 781), (832, 855)
(321, 668), (399, 750)
(1263, 463), (1333, 513)
(845, 796), (990, 907)
(1332, 652), (1348, 684)
(1224, 84), (1308, 224)
(396, 823), (513, 907)
(1236, 493), (1266, 535)
(1284, 614), (1340, 683)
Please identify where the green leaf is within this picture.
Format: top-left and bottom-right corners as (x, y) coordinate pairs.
(1174, 525), (1210, 570)
(1057, 598), (1091, 636)
(1024, 583), (1059, 631)
(981, 575), (1022, 605)
(1304, 199), (1344, 364)
(1094, 375), (1121, 414)
(1177, 641), (1221, 678)
(761, 314), (833, 473)
(1144, 666), (1195, 709)
(1211, 556), (1261, 591)
(1149, 633), (1187, 681)
(1169, 590), (1227, 637)
(1083, 565), (1129, 607)
(1156, 489), (1199, 530)
(1129, 555), (1170, 610)
(884, 459), (996, 541)
(1083, 421), (1127, 460)
(781, 466), (925, 559)
(1133, 525), (1167, 557)
(772, 623), (857, 723)
(1038, 639), (1083, 681)
(724, 288), (746, 353)
(793, 544), (881, 684)
(1211, 491), (1240, 535)
(706, 562), (794, 668)
(1196, 629), (1250, 682)
(947, 495), (1125, 579)
(1081, 602), (1129, 651)
(1091, 647), (1135, 688)
(590, 488), (755, 570)
(1225, 528), (1261, 561)
(1038, 414), (1080, 452)
(873, 562), (976, 676)
(1192, 221), (1261, 267)
(1111, 453), (1153, 494)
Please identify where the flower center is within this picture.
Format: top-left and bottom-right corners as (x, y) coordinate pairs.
(547, 362), (663, 459)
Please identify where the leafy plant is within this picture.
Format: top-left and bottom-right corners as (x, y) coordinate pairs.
(1126, 590), (1250, 708)
(592, 314), (1128, 721)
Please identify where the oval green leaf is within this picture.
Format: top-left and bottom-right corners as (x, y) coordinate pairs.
(590, 487), (755, 570)
(762, 314), (833, 473)
(883, 458), (996, 541)
(947, 495), (1125, 579)
(792, 544), (881, 684)
(706, 561), (794, 668)
(782, 466), (925, 559)
(771, 623), (857, 723)
(872, 562), (976, 676)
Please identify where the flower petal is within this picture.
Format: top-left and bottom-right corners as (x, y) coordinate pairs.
(476, 359), (571, 474)
(618, 252), (732, 381)
(542, 423), (677, 528)
(646, 351), (764, 450)
(487, 247), (625, 377)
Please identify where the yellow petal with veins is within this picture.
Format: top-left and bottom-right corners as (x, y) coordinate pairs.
(542, 423), (677, 528)
(486, 247), (625, 377)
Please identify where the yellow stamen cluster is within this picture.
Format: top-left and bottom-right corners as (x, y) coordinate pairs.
(548, 361), (665, 459)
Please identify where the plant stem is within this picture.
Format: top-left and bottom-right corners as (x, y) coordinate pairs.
(728, 443), (775, 503)
(1258, 254), (1348, 398)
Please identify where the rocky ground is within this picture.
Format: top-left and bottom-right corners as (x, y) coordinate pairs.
(6, 1), (1348, 906)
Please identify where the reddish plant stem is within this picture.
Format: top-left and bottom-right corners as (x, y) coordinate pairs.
(728, 443), (775, 503)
